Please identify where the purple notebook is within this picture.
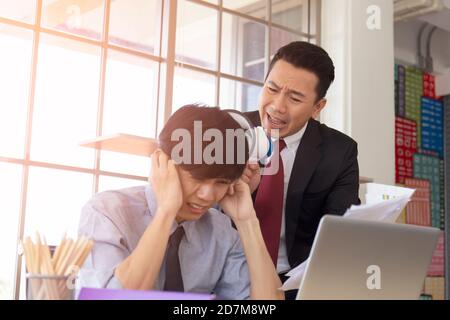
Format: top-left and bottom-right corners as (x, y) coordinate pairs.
(77, 287), (216, 300)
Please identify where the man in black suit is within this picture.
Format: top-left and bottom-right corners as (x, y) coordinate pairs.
(243, 41), (360, 299)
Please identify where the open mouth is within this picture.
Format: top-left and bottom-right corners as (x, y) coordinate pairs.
(267, 113), (287, 129)
(187, 202), (208, 214)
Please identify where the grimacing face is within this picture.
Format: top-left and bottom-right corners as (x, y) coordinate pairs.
(258, 59), (327, 138)
(175, 167), (233, 222)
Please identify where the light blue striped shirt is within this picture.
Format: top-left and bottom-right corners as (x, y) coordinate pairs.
(77, 184), (250, 300)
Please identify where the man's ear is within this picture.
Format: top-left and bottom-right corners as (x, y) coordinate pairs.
(153, 148), (161, 155)
(312, 98), (327, 119)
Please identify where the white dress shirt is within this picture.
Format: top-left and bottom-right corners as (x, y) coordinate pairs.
(274, 123), (308, 273)
(77, 184), (251, 299)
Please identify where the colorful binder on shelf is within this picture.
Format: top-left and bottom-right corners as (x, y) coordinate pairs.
(427, 231), (444, 277)
(404, 178), (431, 227)
(395, 117), (417, 184)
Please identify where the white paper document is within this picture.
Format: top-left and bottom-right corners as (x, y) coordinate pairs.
(280, 183), (415, 291)
(363, 183), (415, 205)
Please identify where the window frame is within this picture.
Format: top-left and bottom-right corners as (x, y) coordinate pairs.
(0, 0), (320, 299)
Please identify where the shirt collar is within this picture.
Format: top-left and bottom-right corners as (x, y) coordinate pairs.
(272, 121), (308, 152)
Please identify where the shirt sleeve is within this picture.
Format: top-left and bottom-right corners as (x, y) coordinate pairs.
(213, 231), (251, 300)
(76, 201), (129, 290)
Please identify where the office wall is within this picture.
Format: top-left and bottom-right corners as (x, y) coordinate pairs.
(320, 0), (395, 185)
(394, 18), (450, 72)
(395, 18), (450, 97)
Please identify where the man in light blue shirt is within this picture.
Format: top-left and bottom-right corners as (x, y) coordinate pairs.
(78, 105), (284, 300)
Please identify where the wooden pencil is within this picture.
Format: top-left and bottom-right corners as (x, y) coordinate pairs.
(21, 233), (94, 300)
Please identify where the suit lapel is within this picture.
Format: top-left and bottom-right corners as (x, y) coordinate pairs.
(285, 119), (322, 256)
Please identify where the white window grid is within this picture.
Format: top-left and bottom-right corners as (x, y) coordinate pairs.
(0, 0), (320, 299)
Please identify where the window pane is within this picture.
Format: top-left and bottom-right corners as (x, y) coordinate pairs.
(0, 163), (22, 300)
(41, 0), (105, 40)
(309, 0), (319, 35)
(109, 0), (162, 54)
(102, 50), (158, 137)
(98, 175), (146, 193)
(0, 0), (35, 23)
(31, 34), (100, 168)
(221, 13), (266, 82)
(173, 67), (216, 112)
(272, 0), (307, 32)
(220, 78), (262, 112)
(176, 0), (217, 70)
(25, 167), (93, 245)
(0, 24), (33, 159)
(222, 0), (266, 20)
(100, 50), (158, 177)
(270, 27), (306, 56)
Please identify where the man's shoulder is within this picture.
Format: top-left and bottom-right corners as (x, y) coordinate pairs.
(87, 185), (147, 205)
(313, 119), (357, 148)
(82, 185), (148, 219)
(243, 113), (357, 148)
(197, 208), (238, 239)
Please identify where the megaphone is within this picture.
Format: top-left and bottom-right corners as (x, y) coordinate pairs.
(226, 110), (272, 163)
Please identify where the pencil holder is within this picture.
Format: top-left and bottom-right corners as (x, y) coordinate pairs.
(21, 233), (94, 300)
(26, 274), (76, 300)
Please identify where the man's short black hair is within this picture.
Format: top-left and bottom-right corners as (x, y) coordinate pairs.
(267, 41), (335, 101)
(159, 104), (249, 181)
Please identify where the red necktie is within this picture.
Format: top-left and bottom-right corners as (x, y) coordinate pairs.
(254, 139), (286, 266)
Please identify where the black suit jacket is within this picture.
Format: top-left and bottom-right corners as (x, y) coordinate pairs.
(245, 111), (361, 269)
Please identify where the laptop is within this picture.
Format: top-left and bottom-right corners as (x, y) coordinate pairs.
(296, 215), (440, 300)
